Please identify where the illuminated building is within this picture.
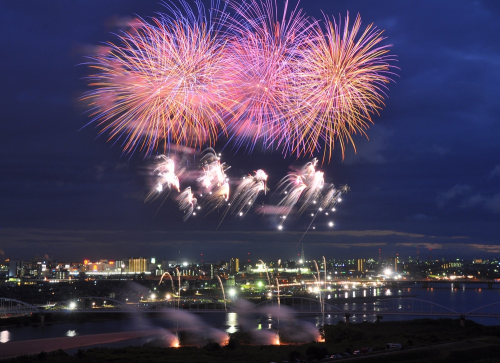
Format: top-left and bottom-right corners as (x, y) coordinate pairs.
(229, 258), (239, 274)
(128, 258), (148, 273)
(357, 259), (365, 273)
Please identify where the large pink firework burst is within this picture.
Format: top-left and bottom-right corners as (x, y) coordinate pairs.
(83, 1), (396, 163)
(82, 0), (231, 155)
(221, 0), (312, 154)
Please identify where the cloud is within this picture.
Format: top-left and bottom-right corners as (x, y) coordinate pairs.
(484, 193), (500, 213)
(105, 16), (143, 32)
(314, 230), (426, 238)
(436, 184), (472, 208)
(459, 192), (500, 213)
(406, 213), (437, 222)
(395, 242), (443, 250)
(459, 193), (486, 209)
(343, 125), (393, 164)
(468, 244), (500, 254)
(489, 164), (500, 179)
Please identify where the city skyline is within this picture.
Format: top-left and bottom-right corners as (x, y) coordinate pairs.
(1, 1), (499, 262)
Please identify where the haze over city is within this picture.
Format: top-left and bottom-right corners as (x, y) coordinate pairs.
(1, 0), (499, 263)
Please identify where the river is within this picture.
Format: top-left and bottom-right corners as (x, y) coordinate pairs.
(1, 283), (499, 346)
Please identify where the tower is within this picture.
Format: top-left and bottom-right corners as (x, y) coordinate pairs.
(378, 249), (381, 263)
(417, 246), (420, 263)
(301, 243), (305, 262)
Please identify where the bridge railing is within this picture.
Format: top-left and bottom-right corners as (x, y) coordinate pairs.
(466, 302), (500, 317)
(143, 300), (227, 312)
(350, 298), (460, 317)
(2, 296), (500, 319)
(0, 298), (40, 315)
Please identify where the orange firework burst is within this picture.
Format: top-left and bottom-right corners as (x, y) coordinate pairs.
(295, 12), (396, 161)
(82, 1), (230, 154)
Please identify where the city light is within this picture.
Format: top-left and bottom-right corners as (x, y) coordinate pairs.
(229, 288), (236, 296)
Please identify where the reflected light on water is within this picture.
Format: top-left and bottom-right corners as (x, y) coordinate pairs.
(66, 330), (77, 337)
(0, 330), (10, 343)
(226, 312), (238, 334)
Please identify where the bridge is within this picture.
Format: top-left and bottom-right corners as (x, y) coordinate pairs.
(378, 279), (500, 289)
(2, 296), (500, 320)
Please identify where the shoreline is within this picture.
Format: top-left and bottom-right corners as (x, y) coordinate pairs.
(0, 329), (164, 359)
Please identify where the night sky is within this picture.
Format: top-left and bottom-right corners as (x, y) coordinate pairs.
(1, 0), (499, 264)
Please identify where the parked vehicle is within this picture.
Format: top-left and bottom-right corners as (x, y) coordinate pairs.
(386, 343), (402, 350)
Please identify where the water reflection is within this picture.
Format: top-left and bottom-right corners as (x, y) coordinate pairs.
(0, 330), (9, 343)
(226, 312), (238, 334)
(66, 330), (77, 337)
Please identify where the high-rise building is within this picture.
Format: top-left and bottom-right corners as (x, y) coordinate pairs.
(357, 259), (366, 273)
(229, 258), (239, 274)
(9, 259), (22, 277)
(128, 258), (148, 273)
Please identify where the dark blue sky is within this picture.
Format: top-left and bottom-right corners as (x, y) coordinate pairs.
(1, 0), (499, 263)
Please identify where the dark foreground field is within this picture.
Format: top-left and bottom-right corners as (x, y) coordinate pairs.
(3, 319), (500, 363)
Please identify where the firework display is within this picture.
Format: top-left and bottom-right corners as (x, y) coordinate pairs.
(177, 187), (198, 221)
(83, 0), (394, 230)
(295, 13), (394, 160)
(144, 148), (347, 228)
(228, 170), (268, 217)
(145, 155), (181, 202)
(82, 0), (230, 154)
(220, 0), (310, 153)
(196, 148), (231, 213)
(84, 0), (395, 159)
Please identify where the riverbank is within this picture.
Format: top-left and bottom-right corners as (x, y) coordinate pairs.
(1, 319), (499, 362)
(0, 329), (164, 359)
